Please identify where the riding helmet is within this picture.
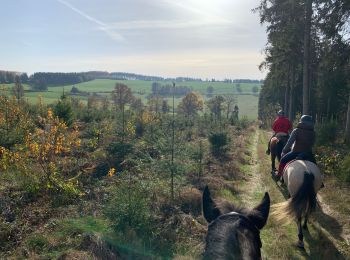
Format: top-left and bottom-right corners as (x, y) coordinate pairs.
(277, 110), (284, 116)
(300, 115), (312, 123)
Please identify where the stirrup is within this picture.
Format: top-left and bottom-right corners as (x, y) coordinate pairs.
(280, 177), (284, 184)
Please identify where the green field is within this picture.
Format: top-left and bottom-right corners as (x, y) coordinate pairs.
(0, 79), (260, 119)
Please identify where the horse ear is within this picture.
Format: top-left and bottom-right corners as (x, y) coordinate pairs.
(203, 186), (221, 223)
(248, 192), (270, 230)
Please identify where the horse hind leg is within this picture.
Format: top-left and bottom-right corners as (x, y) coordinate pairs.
(271, 155), (276, 171)
(303, 215), (308, 231)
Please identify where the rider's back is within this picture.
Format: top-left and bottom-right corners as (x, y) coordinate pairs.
(273, 116), (292, 134)
(292, 122), (315, 153)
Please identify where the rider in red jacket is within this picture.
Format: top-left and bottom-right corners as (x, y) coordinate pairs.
(266, 110), (292, 154)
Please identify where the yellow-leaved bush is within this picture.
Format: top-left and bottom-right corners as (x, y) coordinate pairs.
(0, 108), (82, 196)
(0, 96), (34, 147)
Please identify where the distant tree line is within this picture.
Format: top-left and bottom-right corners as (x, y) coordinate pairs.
(1, 69), (264, 93)
(30, 72), (94, 87)
(111, 72), (165, 81)
(224, 79), (264, 84)
(151, 82), (192, 97)
(0, 71), (28, 84)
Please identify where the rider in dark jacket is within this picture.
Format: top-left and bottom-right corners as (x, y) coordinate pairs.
(276, 115), (316, 177)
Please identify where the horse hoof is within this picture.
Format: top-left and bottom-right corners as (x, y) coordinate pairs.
(297, 241), (304, 249)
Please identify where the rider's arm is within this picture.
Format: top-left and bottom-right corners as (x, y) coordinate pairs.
(288, 120), (293, 133)
(272, 119), (278, 132)
(282, 129), (297, 154)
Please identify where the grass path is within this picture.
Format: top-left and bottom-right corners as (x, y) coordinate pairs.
(232, 127), (349, 259)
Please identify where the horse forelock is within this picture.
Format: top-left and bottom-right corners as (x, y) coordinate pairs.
(216, 200), (247, 215)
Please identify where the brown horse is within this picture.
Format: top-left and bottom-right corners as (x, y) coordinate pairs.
(269, 134), (288, 173)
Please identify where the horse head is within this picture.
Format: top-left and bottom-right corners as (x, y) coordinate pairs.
(202, 186), (270, 260)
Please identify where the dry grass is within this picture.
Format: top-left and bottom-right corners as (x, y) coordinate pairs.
(177, 187), (202, 217)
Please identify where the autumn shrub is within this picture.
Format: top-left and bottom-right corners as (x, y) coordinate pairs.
(236, 116), (250, 130)
(208, 131), (230, 157)
(134, 111), (159, 139)
(315, 146), (341, 175)
(338, 154), (350, 182)
(76, 107), (110, 123)
(53, 98), (74, 126)
(106, 141), (134, 169)
(0, 96), (34, 148)
(104, 181), (151, 236)
(0, 108), (82, 197)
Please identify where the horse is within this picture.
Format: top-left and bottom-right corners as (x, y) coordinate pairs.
(202, 186), (270, 259)
(269, 133), (288, 172)
(272, 160), (323, 248)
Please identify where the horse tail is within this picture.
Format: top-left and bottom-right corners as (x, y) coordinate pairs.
(272, 172), (317, 223)
(289, 172), (317, 219)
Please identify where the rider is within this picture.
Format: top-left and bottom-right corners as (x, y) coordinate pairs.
(266, 110), (292, 155)
(276, 115), (316, 178)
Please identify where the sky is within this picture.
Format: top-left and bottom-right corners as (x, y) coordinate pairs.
(0, 0), (267, 79)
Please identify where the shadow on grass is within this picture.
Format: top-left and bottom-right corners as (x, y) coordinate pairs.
(302, 223), (346, 260)
(313, 205), (344, 241)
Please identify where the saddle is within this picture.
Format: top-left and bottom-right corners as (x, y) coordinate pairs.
(282, 154), (317, 175)
(275, 132), (289, 143)
(295, 152), (316, 164)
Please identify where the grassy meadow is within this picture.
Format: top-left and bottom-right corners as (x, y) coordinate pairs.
(1, 79), (261, 119)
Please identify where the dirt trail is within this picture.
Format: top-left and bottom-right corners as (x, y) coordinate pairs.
(236, 127), (350, 259)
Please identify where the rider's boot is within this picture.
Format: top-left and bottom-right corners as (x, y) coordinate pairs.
(277, 162), (286, 177)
